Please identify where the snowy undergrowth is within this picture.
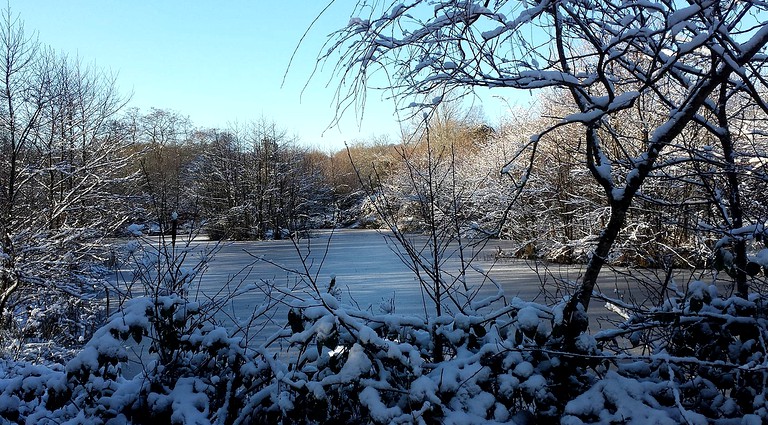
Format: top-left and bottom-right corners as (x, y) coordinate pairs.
(2, 278), (768, 423)
(2, 233), (768, 423)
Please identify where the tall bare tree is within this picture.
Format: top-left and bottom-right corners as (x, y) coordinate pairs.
(322, 0), (768, 338)
(0, 11), (132, 344)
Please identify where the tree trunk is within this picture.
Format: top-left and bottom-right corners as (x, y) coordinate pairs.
(577, 200), (630, 310)
(717, 85), (748, 297)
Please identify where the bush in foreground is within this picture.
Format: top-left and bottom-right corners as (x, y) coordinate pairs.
(1, 277), (768, 424)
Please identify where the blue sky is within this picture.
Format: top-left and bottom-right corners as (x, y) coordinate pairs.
(12, 1), (523, 152)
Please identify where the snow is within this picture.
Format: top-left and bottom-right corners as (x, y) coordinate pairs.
(320, 292), (340, 309)
(515, 306), (539, 332)
(348, 17), (369, 27)
(466, 390), (495, 417)
(678, 32), (710, 54)
(667, 3), (703, 27)
(337, 344), (371, 381)
(482, 25), (507, 40)
(359, 387), (402, 423)
(512, 361), (534, 378)
(517, 70), (581, 88)
(736, 19), (768, 55)
(169, 378), (211, 424)
(410, 375), (440, 404)
(743, 415), (764, 425)
(521, 374), (547, 399)
(594, 148), (612, 182)
(563, 371), (679, 424)
(497, 374), (520, 398)
(126, 223), (144, 236)
(755, 249), (768, 267)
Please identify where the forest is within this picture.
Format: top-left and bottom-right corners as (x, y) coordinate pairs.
(2, 0), (768, 423)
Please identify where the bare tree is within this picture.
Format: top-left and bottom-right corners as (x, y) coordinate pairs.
(346, 110), (503, 361)
(0, 10), (44, 315)
(135, 108), (195, 233)
(321, 0), (768, 338)
(0, 11), (132, 345)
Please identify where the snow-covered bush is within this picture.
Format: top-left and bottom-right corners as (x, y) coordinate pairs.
(4, 272), (768, 423)
(572, 282), (768, 423)
(0, 293), (272, 423)
(235, 293), (607, 423)
(0, 231), (277, 424)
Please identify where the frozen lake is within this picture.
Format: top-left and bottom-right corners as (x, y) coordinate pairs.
(113, 229), (694, 345)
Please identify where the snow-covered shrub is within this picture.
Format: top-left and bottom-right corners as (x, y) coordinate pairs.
(66, 295), (262, 423)
(655, 286), (768, 418)
(0, 225), (276, 423)
(576, 282), (768, 423)
(247, 294), (608, 424)
(0, 292), (277, 424)
(5, 273), (768, 423)
(1, 231), (275, 423)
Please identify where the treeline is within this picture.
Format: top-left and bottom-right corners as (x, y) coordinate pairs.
(124, 108), (498, 241)
(120, 111), (330, 240)
(329, 98), (768, 273)
(497, 92), (768, 271)
(116, 110), (403, 239)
